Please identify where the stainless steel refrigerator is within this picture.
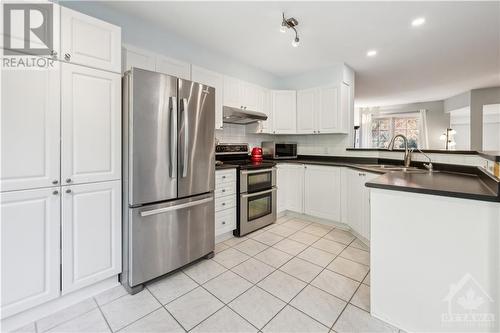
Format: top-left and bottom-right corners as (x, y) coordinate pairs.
(122, 68), (215, 294)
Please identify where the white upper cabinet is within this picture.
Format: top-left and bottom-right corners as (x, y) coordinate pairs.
(191, 65), (224, 129)
(304, 165), (341, 221)
(317, 86), (340, 134)
(339, 82), (351, 133)
(155, 55), (191, 80)
(121, 45), (190, 79)
(296, 88), (318, 134)
(61, 63), (121, 185)
(62, 180), (121, 294)
(121, 45), (155, 72)
(223, 76), (265, 112)
(61, 7), (121, 73)
(1, 64), (60, 192)
(223, 76), (242, 108)
(1, 187), (60, 318)
(272, 90), (297, 134)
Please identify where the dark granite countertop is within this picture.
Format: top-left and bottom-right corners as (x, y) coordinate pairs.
(215, 164), (238, 170)
(346, 148), (500, 162)
(365, 171), (499, 202)
(272, 155), (500, 202)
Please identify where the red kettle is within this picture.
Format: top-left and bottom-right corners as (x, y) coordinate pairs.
(251, 147), (263, 162)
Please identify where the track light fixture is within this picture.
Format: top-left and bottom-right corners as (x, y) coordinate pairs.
(280, 12), (300, 47)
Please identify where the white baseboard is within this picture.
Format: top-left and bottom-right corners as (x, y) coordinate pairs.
(215, 230), (235, 243)
(1, 276), (119, 332)
(279, 211), (370, 247)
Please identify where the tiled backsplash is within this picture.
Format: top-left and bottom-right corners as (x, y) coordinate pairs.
(215, 124), (491, 172)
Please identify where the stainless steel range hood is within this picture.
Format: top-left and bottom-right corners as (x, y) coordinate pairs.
(223, 106), (267, 124)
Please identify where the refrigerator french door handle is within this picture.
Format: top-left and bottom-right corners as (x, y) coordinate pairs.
(180, 98), (189, 178)
(139, 197), (213, 217)
(169, 97), (177, 178)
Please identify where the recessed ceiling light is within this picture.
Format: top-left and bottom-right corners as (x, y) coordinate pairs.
(367, 50), (377, 57)
(411, 17), (426, 27)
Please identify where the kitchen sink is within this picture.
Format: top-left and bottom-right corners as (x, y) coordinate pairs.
(361, 164), (430, 173)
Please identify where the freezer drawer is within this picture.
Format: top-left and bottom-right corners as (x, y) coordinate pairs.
(127, 193), (214, 287)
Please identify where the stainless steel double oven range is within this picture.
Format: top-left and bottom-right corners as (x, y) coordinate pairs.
(216, 144), (277, 236)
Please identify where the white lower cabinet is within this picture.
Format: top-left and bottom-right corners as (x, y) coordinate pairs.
(0, 188), (60, 318)
(61, 181), (121, 294)
(345, 169), (379, 239)
(215, 169), (237, 236)
(276, 164), (304, 213)
(304, 165), (341, 221)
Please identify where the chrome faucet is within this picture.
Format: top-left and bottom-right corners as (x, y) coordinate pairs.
(388, 134), (412, 167)
(412, 147), (434, 172)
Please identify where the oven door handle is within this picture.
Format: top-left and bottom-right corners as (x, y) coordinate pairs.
(241, 168), (275, 175)
(241, 188), (276, 198)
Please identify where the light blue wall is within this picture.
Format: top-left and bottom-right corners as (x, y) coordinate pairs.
(59, 1), (280, 88)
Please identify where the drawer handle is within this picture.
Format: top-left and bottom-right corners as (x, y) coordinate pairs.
(222, 175), (226, 179)
(222, 202), (226, 206)
(222, 189), (226, 193)
(222, 221), (226, 225)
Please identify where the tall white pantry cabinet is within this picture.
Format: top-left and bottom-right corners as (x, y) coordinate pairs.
(1, 4), (122, 320)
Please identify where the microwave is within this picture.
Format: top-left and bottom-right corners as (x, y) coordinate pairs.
(261, 142), (297, 159)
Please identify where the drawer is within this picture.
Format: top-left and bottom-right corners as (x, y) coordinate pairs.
(216, 169), (236, 186)
(215, 195), (236, 212)
(215, 207), (236, 234)
(215, 182), (236, 198)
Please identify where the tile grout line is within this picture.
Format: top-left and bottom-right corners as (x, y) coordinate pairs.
(249, 224), (353, 331)
(94, 299), (114, 333)
(143, 285), (188, 333)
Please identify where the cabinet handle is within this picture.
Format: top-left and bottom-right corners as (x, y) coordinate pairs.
(318, 130), (321, 134)
(222, 221), (226, 225)
(66, 189), (72, 194)
(50, 50), (57, 58)
(222, 175), (226, 179)
(222, 189), (226, 192)
(358, 173), (366, 176)
(53, 190), (59, 195)
(64, 53), (71, 61)
(244, 106), (247, 110)
(66, 178), (72, 183)
(222, 202), (226, 206)
(52, 180), (59, 184)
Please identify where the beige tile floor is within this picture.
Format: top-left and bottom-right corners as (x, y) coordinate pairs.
(18, 216), (402, 333)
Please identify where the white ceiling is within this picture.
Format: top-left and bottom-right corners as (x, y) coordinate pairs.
(100, 1), (500, 107)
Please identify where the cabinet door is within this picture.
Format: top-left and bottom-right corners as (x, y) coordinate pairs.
(1, 187), (60, 318)
(276, 165), (286, 213)
(304, 165), (341, 221)
(346, 169), (364, 235)
(61, 7), (121, 73)
(62, 180), (121, 294)
(1, 64), (60, 191)
(286, 164), (304, 213)
(317, 86), (339, 134)
(338, 82), (350, 134)
(223, 76), (241, 108)
(155, 55), (191, 80)
(191, 66), (224, 129)
(361, 172), (379, 240)
(272, 90), (297, 134)
(297, 88), (317, 134)
(241, 82), (264, 112)
(122, 45), (155, 73)
(61, 63), (121, 185)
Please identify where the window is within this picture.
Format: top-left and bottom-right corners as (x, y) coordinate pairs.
(371, 115), (419, 149)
